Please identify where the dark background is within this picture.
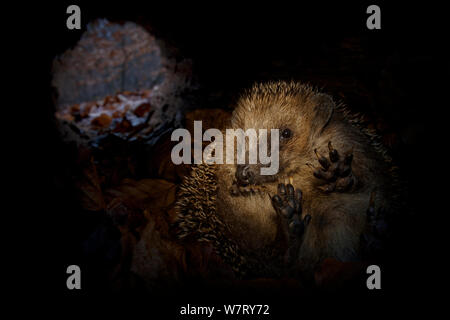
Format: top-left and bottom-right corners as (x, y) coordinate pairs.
(22, 0), (447, 314)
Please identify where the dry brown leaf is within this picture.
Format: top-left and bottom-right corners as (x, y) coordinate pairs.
(91, 113), (113, 128)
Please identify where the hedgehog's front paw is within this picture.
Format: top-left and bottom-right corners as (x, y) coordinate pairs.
(312, 141), (355, 193)
(271, 183), (311, 237)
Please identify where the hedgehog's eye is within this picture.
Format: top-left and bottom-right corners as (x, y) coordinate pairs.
(281, 128), (293, 140)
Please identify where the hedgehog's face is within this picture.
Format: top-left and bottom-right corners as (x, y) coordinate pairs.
(229, 85), (334, 196)
(229, 100), (313, 194)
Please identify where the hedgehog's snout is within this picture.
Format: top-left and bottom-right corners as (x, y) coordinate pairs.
(235, 163), (280, 187)
(236, 164), (255, 185)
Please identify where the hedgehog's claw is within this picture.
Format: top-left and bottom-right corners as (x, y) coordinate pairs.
(328, 141), (339, 162)
(314, 148), (330, 170)
(313, 141), (355, 193)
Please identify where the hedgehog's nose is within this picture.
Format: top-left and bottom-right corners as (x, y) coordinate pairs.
(236, 164), (255, 185)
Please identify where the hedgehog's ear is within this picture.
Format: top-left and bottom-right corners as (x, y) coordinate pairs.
(310, 93), (335, 134)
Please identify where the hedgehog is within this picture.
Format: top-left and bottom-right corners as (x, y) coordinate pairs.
(173, 81), (401, 279)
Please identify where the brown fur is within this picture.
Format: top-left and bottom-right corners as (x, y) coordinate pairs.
(174, 81), (398, 278)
